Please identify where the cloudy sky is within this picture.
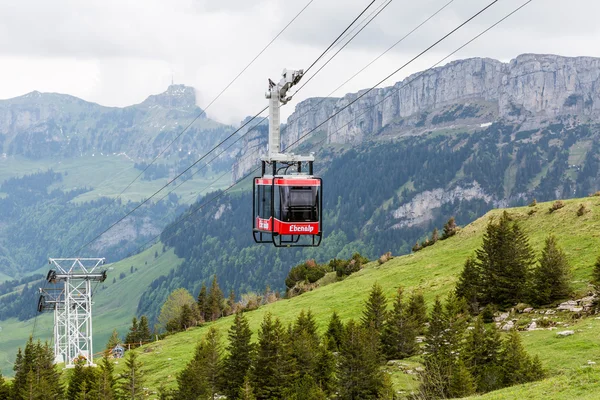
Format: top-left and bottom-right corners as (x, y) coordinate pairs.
(0, 0), (597, 124)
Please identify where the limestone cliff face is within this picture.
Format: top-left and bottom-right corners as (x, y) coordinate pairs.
(282, 54), (600, 145)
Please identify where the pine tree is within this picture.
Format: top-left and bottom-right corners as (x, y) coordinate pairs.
(381, 287), (418, 360)
(221, 312), (254, 400)
(96, 354), (117, 400)
(324, 311), (344, 351)
(532, 235), (572, 305)
(455, 257), (480, 313)
(462, 316), (502, 393)
(476, 212), (535, 307)
(207, 275), (224, 321)
(361, 282), (388, 332)
(118, 351), (145, 399)
(337, 320), (384, 399)
(124, 317), (139, 348)
(592, 254), (600, 286)
(406, 291), (428, 335)
(197, 282), (208, 321)
(251, 313), (288, 399)
(138, 316), (152, 344)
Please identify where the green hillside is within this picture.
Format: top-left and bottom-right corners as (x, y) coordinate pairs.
(113, 197), (600, 397)
(0, 244), (183, 376)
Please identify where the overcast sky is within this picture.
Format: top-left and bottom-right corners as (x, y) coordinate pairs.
(0, 0), (597, 124)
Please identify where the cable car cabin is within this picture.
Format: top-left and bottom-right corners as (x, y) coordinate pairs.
(253, 175), (322, 247)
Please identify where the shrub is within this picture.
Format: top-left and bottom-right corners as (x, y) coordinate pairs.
(285, 260), (327, 289)
(527, 209), (537, 216)
(549, 200), (565, 213)
(412, 242), (422, 253)
(378, 252), (393, 265)
(577, 204), (588, 217)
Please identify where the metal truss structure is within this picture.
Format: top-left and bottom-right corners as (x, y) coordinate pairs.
(39, 258), (106, 367)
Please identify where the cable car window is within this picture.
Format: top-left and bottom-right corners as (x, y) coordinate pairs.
(280, 186), (318, 222)
(258, 185), (272, 219)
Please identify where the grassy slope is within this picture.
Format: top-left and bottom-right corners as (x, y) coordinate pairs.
(119, 197), (600, 397)
(0, 156), (231, 204)
(0, 244), (183, 376)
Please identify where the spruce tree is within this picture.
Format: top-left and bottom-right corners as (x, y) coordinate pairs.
(406, 291), (428, 335)
(251, 313), (288, 400)
(361, 283), (388, 332)
(592, 254), (600, 286)
(176, 327), (222, 400)
(203, 328), (223, 399)
(462, 316), (502, 393)
(105, 329), (121, 352)
(237, 375), (256, 400)
(324, 311), (344, 351)
(291, 310), (320, 380)
(96, 354), (117, 400)
(221, 312), (254, 400)
(0, 372), (10, 400)
(12, 339), (63, 400)
(455, 257), (480, 313)
(138, 316), (152, 344)
(338, 320), (384, 399)
(476, 212), (535, 307)
(197, 282), (208, 321)
(118, 351), (145, 399)
(532, 235), (572, 305)
(420, 297), (463, 399)
(124, 317), (139, 348)
(448, 359), (475, 398)
(179, 304), (195, 330)
(207, 275), (224, 321)
(499, 329), (544, 387)
(67, 359), (97, 400)
(314, 340), (337, 397)
(381, 287), (418, 360)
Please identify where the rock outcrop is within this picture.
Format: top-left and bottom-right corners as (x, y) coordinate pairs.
(283, 54), (600, 145)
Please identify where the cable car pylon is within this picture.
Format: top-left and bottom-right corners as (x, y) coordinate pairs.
(253, 69), (323, 247)
(39, 258), (107, 367)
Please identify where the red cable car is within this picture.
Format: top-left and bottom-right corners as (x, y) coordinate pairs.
(253, 68), (322, 247)
(253, 160), (322, 247)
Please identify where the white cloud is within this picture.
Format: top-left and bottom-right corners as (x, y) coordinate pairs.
(0, 0), (599, 124)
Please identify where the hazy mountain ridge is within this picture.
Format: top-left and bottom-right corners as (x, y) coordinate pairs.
(0, 84), (235, 161)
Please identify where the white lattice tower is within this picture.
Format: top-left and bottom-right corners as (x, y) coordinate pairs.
(47, 258), (106, 367)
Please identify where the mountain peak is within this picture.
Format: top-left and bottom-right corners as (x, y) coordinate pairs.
(140, 84), (201, 112)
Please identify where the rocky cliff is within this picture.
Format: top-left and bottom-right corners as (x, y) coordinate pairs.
(285, 54), (600, 144)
